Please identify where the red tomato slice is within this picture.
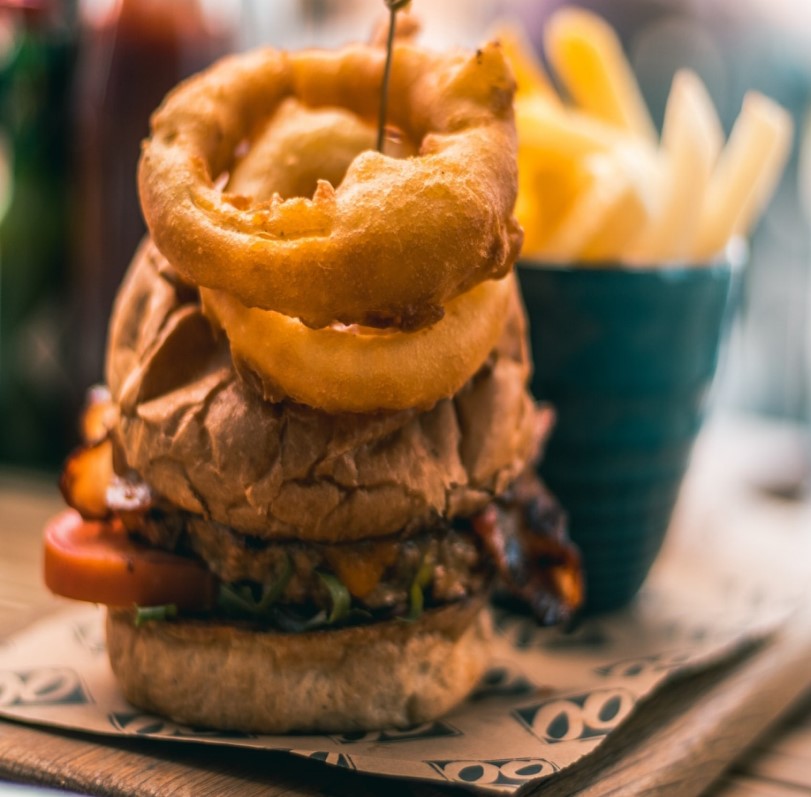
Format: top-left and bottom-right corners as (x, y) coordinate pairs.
(43, 510), (218, 611)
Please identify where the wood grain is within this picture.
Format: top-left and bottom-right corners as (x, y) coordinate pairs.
(0, 471), (66, 636)
(0, 721), (457, 797)
(525, 623), (811, 796)
(733, 699), (811, 793)
(710, 777), (811, 797)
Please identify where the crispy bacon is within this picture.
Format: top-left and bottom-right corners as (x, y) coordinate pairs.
(473, 470), (583, 625)
(61, 388), (154, 523)
(79, 385), (118, 444)
(59, 439), (115, 520)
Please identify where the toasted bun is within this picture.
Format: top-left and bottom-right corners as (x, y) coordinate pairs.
(107, 599), (491, 733)
(105, 241), (540, 542)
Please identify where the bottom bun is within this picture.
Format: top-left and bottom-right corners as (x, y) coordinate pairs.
(107, 599), (491, 733)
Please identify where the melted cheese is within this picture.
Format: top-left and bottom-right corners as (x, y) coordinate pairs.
(325, 541), (399, 598)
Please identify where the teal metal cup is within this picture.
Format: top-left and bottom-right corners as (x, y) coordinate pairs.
(517, 261), (734, 612)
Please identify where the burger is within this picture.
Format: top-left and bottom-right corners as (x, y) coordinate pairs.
(44, 31), (581, 733)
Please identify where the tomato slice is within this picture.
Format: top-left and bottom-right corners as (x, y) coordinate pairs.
(43, 510), (218, 611)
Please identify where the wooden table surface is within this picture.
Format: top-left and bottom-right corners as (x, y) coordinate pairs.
(1, 414), (810, 797)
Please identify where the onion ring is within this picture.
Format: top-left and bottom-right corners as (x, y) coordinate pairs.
(138, 42), (523, 330)
(206, 97), (508, 413)
(201, 274), (515, 414)
(228, 97), (417, 202)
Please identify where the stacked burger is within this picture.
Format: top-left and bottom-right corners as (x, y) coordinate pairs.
(45, 36), (581, 732)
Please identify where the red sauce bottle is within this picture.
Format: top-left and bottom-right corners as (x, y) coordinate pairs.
(72, 0), (237, 392)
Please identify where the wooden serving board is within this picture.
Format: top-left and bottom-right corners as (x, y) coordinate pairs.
(2, 416), (810, 796)
(0, 617), (810, 797)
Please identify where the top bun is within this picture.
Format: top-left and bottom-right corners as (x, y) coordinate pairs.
(106, 241), (540, 542)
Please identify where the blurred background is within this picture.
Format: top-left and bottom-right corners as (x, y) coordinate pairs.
(0, 0), (808, 475)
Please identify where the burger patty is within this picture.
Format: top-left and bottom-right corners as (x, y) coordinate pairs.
(104, 466), (579, 627)
(129, 510), (490, 614)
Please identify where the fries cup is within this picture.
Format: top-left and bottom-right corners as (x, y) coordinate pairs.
(517, 259), (736, 612)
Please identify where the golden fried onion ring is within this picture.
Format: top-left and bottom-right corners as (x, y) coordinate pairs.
(205, 97), (506, 414)
(228, 98), (413, 202)
(138, 42), (523, 331)
(201, 274), (515, 414)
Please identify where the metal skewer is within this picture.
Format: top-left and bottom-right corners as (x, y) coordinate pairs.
(377, 0), (411, 152)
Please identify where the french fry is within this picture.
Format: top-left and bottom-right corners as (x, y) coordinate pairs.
(516, 153), (593, 256)
(493, 22), (560, 104)
(536, 159), (617, 262)
(516, 96), (618, 161)
(580, 144), (656, 261)
(541, 147), (654, 262)
(691, 92), (793, 261)
(544, 8), (657, 144)
(675, 69), (725, 160)
(503, 12), (791, 266)
(629, 70), (723, 264)
(728, 98), (793, 240)
(514, 185), (546, 255)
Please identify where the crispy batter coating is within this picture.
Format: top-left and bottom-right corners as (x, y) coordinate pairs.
(200, 96), (512, 413)
(201, 275), (514, 413)
(138, 42), (523, 330)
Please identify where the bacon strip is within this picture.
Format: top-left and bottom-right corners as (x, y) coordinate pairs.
(473, 470), (583, 624)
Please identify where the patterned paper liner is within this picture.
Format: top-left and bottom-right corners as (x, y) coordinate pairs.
(0, 570), (791, 795)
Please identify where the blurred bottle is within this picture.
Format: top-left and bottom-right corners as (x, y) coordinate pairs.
(71, 0), (238, 400)
(0, 0), (78, 471)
